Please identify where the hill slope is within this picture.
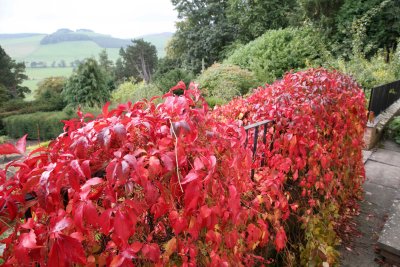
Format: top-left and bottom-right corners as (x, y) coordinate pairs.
(0, 30), (173, 65)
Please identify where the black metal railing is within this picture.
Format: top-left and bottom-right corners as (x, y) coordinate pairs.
(368, 79), (400, 117)
(244, 119), (274, 181)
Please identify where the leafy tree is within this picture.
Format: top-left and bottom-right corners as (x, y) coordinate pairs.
(169, 0), (235, 73)
(114, 57), (128, 82)
(98, 49), (116, 91)
(334, 0), (400, 59)
(227, 0), (299, 43)
(98, 49), (114, 74)
(119, 39), (158, 83)
(297, 0), (344, 31)
(152, 57), (194, 92)
(62, 58), (110, 107)
(0, 45), (29, 100)
(35, 76), (67, 110)
(58, 60), (66, 68)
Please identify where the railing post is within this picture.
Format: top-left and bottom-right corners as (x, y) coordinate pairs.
(244, 119), (273, 181)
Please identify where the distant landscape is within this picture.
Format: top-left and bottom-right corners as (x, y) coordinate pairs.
(0, 29), (173, 99)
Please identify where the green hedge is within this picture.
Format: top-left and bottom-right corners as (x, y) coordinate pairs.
(3, 111), (70, 140)
(0, 99), (66, 135)
(225, 27), (329, 83)
(196, 63), (260, 101)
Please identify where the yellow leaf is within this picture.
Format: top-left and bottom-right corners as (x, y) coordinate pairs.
(164, 237), (177, 260)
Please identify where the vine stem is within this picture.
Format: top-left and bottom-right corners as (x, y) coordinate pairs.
(0, 217), (11, 228)
(170, 119), (184, 193)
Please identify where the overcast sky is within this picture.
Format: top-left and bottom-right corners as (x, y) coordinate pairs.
(0, 0), (178, 38)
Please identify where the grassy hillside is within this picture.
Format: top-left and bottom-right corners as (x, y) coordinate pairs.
(0, 30), (173, 64)
(0, 35), (45, 59)
(0, 30), (173, 99)
(24, 41), (120, 65)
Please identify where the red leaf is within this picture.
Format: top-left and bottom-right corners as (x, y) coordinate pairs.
(246, 224), (261, 249)
(145, 182), (159, 205)
(52, 217), (72, 233)
(181, 170), (198, 185)
(102, 102), (110, 118)
(48, 239), (66, 267)
(149, 156), (161, 175)
(113, 123), (127, 141)
(110, 255), (125, 267)
(200, 205), (211, 219)
(99, 209), (113, 234)
(131, 241), (143, 253)
(275, 227), (287, 251)
(142, 243), (160, 262)
(71, 160), (85, 178)
(81, 160), (91, 178)
(169, 211), (187, 235)
(0, 134), (27, 155)
(194, 157), (204, 171)
(6, 200), (17, 220)
(170, 81), (186, 92)
(114, 210), (132, 243)
(84, 201), (99, 226)
(20, 230), (40, 249)
(161, 153), (174, 171)
(224, 231), (238, 249)
(49, 234), (86, 267)
(80, 178), (104, 200)
(16, 134), (27, 154)
(0, 143), (21, 155)
(62, 235), (87, 265)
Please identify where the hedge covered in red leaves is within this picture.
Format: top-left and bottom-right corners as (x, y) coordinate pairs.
(0, 68), (366, 266)
(213, 68), (367, 264)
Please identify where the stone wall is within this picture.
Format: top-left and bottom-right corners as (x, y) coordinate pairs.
(364, 99), (400, 150)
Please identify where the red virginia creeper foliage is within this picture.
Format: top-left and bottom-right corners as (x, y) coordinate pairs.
(0, 68), (366, 266)
(213, 68), (367, 254)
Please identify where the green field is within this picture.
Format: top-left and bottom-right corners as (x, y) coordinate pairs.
(23, 41), (120, 65)
(0, 31), (172, 65)
(23, 67), (73, 101)
(0, 35), (45, 60)
(0, 30), (173, 98)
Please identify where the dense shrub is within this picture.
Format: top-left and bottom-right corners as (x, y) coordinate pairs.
(35, 76), (67, 110)
(387, 116), (400, 144)
(196, 63), (260, 102)
(0, 69), (366, 266)
(0, 135), (9, 144)
(153, 68), (195, 94)
(111, 81), (163, 104)
(328, 51), (400, 90)
(225, 27), (330, 83)
(0, 99), (67, 135)
(3, 111), (70, 140)
(213, 68), (366, 264)
(111, 81), (137, 103)
(204, 96), (226, 108)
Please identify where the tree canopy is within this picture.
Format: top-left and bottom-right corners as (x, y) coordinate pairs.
(168, 0), (400, 74)
(62, 58), (110, 107)
(169, 0), (235, 73)
(0, 45), (29, 101)
(119, 39), (158, 83)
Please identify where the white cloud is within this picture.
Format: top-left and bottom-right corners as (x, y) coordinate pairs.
(0, 0), (177, 38)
